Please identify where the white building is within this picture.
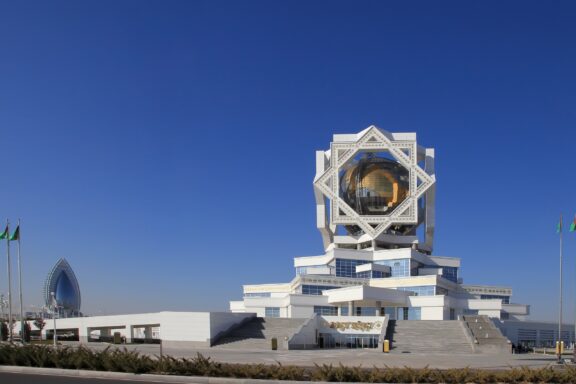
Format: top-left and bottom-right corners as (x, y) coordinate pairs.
(27, 126), (572, 351)
(230, 126), (530, 322)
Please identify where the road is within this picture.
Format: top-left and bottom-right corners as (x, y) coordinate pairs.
(0, 372), (209, 384)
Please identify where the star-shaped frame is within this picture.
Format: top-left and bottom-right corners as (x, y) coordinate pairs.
(313, 126), (435, 239)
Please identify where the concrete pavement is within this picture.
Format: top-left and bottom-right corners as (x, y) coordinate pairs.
(60, 342), (565, 370)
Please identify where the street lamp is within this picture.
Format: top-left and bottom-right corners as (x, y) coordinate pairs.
(50, 292), (58, 348)
(0, 294), (7, 341)
(0, 294), (7, 320)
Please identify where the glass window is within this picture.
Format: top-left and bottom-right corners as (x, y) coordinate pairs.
(374, 259), (410, 277)
(335, 259), (371, 278)
(265, 307), (280, 317)
(244, 292), (271, 298)
(355, 307), (377, 316)
(314, 306), (338, 316)
(372, 270), (387, 278)
(408, 308), (421, 320)
(356, 270), (388, 279)
(397, 286), (435, 296)
(441, 267), (458, 283)
(301, 285), (340, 295)
(319, 333), (379, 349)
(384, 307), (396, 320)
(398, 307), (409, 320)
(356, 271), (371, 279)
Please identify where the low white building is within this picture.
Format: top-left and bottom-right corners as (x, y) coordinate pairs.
(37, 312), (254, 348)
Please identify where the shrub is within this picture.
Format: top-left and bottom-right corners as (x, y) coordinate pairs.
(1, 344), (574, 383)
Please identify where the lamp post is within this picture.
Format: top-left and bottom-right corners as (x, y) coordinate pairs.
(0, 294), (7, 341)
(0, 294), (6, 320)
(50, 292), (58, 348)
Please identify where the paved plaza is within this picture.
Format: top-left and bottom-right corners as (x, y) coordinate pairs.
(72, 343), (568, 370)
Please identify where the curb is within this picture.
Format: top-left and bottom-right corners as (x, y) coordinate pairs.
(0, 365), (314, 384)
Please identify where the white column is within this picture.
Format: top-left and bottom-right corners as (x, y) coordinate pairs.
(78, 327), (89, 344)
(375, 301), (382, 317)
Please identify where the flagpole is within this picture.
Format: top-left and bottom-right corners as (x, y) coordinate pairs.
(572, 214), (576, 362)
(17, 219), (24, 343)
(558, 214), (563, 363)
(5, 219), (13, 343)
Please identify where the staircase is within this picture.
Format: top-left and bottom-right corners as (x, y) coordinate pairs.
(386, 320), (474, 354)
(211, 317), (307, 350)
(463, 315), (511, 353)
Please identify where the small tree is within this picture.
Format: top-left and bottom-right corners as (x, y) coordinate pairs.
(33, 318), (46, 332)
(11, 321), (17, 339)
(22, 322), (31, 343)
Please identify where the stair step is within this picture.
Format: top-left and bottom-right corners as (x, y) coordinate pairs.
(387, 320), (474, 354)
(212, 317), (307, 349)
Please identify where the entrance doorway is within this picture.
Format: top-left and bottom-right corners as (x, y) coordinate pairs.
(319, 333), (378, 349)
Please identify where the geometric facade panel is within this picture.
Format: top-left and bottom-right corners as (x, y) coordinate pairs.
(314, 126), (435, 240)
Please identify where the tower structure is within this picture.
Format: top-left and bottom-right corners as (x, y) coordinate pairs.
(313, 126), (436, 253)
(230, 126), (528, 323)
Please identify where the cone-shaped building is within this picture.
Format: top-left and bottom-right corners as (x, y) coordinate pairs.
(43, 258), (81, 317)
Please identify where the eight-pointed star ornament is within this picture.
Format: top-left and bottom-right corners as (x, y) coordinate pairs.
(313, 126), (435, 239)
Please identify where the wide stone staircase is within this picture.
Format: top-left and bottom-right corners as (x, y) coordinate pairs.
(386, 320), (474, 354)
(463, 315), (511, 353)
(211, 317), (307, 349)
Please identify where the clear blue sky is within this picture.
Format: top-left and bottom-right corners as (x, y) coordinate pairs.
(1, 1), (575, 322)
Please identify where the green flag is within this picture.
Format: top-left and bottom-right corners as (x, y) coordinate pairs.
(570, 215), (576, 232)
(10, 226), (19, 241)
(0, 226), (7, 240)
(557, 214), (563, 233)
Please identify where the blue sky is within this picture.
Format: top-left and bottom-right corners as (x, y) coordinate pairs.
(1, 1), (575, 322)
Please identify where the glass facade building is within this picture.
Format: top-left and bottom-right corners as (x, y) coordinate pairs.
(43, 258), (82, 317)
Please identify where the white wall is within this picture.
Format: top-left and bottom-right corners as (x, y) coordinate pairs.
(478, 310), (501, 319)
(229, 301), (245, 312)
(289, 305), (315, 318)
(420, 306), (444, 320)
(40, 311), (255, 346)
(160, 312), (211, 342)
